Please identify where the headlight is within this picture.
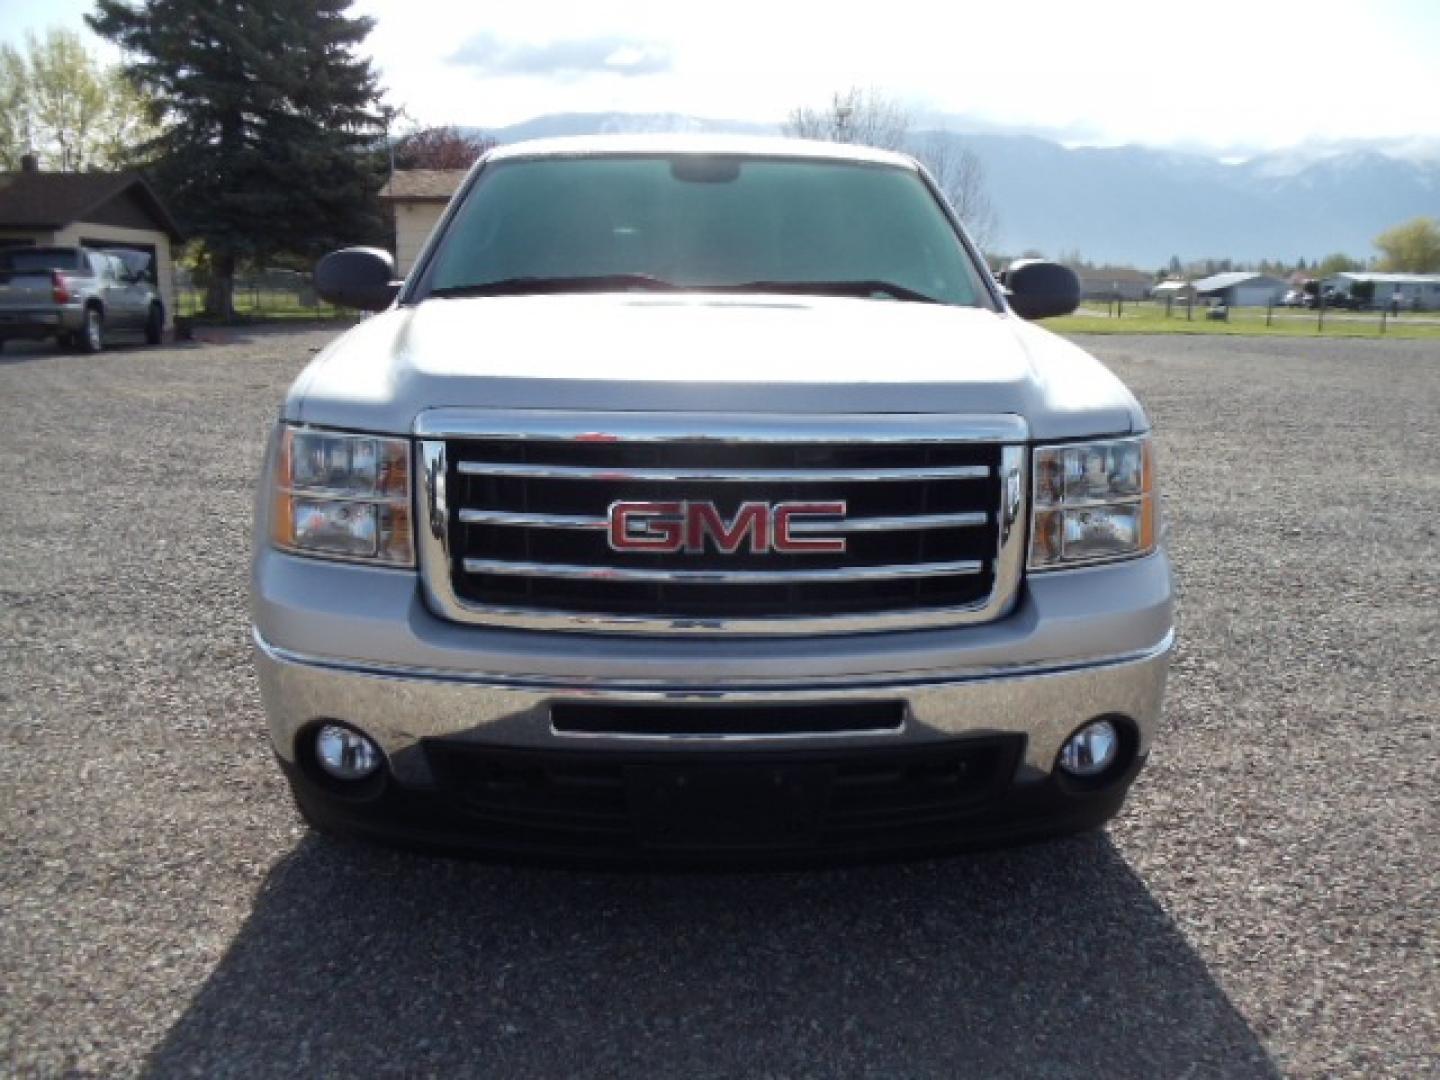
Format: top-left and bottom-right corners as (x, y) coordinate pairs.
(271, 426), (413, 565)
(1028, 435), (1156, 570)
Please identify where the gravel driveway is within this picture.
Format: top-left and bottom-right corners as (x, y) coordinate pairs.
(1, 328), (1436, 1078)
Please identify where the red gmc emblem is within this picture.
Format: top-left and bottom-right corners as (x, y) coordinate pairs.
(607, 501), (847, 554)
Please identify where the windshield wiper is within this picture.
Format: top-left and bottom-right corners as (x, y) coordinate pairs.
(426, 275), (942, 305)
(428, 274), (681, 298)
(699, 280), (942, 304)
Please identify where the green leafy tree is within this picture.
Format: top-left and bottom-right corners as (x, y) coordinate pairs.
(88, 0), (387, 318)
(1374, 217), (1440, 273)
(1315, 252), (1364, 276)
(0, 47), (30, 165)
(0, 28), (158, 171)
(94, 68), (161, 168)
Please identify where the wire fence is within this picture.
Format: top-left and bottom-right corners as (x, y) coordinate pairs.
(173, 269), (352, 321)
(1077, 296), (1439, 336)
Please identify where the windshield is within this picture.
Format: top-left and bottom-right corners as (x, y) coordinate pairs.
(418, 155), (992, 307)
(0, 248), (81, 273)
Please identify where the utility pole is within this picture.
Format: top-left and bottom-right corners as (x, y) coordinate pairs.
(380, 105), (397, 185)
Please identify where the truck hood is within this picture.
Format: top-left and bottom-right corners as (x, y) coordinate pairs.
(288, 294), (1145, 439)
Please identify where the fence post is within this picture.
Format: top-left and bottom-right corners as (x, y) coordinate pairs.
(1317, 297), (1325, 332)
(1266, 302), (1273, 328)
(1117, 295), (1124, 318)
(1380, 308), (1387, 335)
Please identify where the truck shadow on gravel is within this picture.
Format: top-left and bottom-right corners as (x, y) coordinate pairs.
(144, 832), (1277, 1078)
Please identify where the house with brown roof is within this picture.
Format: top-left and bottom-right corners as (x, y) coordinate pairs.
(380, 169), (465, 274)
(0, 156), (183, 327)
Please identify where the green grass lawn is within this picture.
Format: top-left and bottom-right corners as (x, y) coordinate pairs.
(1049, 302), (1440, 340)
(175, 288), (353, 323)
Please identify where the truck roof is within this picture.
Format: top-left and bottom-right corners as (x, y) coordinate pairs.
(484, 134), (919, 170)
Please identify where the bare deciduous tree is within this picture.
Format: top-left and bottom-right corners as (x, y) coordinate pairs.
(784, 87), (910, 152)
(393, 125), (496, 171)
(914, 132), (1000, 253)
(785, 88), (1000, 253)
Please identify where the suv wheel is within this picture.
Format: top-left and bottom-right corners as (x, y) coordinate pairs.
(79, 307), (104, 353)
(144, 303), (164, 345)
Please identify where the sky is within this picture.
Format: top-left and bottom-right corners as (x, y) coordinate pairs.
(5, 0), (1439, 155)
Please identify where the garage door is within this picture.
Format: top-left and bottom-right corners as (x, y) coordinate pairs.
(82, 237), (158, 285)
(1233, 286), (1276, 307)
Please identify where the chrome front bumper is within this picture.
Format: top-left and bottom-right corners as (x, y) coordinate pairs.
(253, 545), (1173, 856)
(254, 625), (1172, 787)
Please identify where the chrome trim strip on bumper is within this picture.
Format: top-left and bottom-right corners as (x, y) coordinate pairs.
(456, 509), (989, 533)
(415, 414), (1029, 636)
(416, 409), (1029, 444)
(255, 626), (1175, 693)
(455, 461), (992, 483)
(460, 557), (984, 584)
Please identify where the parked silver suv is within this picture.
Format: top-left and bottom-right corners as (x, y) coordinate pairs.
(253, 136), (1174, 863)
(0, 245), (164, 352)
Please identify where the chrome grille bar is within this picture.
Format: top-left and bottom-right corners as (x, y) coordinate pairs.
(457, 509), (988, 532)
(456, 461), (991, 482)
(417, 410), (1029, 444)
(461, 558), (984, 584)
(459, 510), (607, 530)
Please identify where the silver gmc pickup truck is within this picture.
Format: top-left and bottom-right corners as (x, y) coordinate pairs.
(252, 136), (1174, 862)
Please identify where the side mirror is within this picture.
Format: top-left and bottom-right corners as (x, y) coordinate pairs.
(314, 247), (401, 311)
(1002, 259), (1080, 320)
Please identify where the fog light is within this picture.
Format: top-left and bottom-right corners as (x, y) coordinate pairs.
(314, 724), (381, 781)
(1058, 720), (1119, 778)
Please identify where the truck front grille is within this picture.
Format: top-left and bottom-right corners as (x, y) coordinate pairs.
(416, 412), (1027, 634)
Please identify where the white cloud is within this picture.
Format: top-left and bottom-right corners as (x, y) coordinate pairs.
(6, 0), (1435, 152)
(449, 33), (671, 79)
(355, 0), (1440, 149)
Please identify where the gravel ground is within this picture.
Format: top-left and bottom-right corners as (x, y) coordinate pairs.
(0, 328), (1436, 1078)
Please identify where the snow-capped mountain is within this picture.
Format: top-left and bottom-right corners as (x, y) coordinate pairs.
(467, 113), (1439, 266)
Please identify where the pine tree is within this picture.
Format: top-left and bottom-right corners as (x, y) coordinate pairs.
(88, 0), (385, 317)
